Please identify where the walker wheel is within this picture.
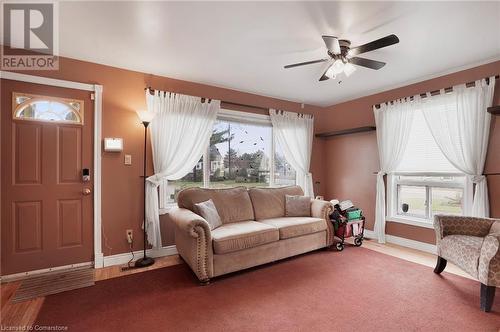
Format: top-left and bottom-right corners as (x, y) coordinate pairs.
(336, 242), (344, 251)
(354, 237), (363, 247)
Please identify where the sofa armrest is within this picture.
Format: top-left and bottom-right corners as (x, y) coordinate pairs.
(433, 215), (494, 243)
(311, 199), (334, 246)
(479, 231), (500, 286)
(169, 207), (213, 281)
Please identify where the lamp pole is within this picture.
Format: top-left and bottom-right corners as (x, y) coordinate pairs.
(135, 117), (155, 268)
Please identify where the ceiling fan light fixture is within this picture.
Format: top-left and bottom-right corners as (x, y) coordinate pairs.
(325, 66), (336, 79)
(332, 59), (344, 75)
(343, 62), (356, 77)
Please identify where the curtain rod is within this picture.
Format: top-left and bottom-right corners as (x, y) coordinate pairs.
(374, 75), (499, 109)
(144, 87), (269, 112)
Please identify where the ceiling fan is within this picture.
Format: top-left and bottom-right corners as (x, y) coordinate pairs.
(284, 34), (399, 81)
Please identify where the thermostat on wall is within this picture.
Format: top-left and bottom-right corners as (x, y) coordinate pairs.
(104, 138), (123, 152)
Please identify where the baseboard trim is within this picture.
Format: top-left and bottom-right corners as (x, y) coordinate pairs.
(364, 230), (437, 254)
(102, 245), (178, 267)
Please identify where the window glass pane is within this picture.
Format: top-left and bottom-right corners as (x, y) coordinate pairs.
(397, 110), (457, 172)
(209, 120), (271, 188)
(431, 187), (463, 216)
(14, 97), (82, 124)
(397, 185), (427, 218)
(397, 175), (463, 183)
(274, 140), (296, 186)
(169, 157), (204, 202)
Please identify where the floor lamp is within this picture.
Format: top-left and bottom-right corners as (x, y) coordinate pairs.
(135, 110), (156, 268)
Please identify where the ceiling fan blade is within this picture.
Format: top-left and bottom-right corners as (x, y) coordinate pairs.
(319, 63), (333, 81)
(349, 34), (399, 56)
(349, 57), (386, 70)
(322, 35), (341, 55)
(284, 58), (328, 69)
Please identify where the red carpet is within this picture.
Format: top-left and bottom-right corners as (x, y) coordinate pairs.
(35, 248), (499, 331)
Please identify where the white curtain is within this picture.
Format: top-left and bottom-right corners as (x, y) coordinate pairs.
(421, 77), (495, 217)
(145, 91), (220, 248)
(269, 109), (314, 197)
(373, 98), (417, 243)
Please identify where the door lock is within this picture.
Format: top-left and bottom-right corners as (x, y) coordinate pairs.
(82, 168), (90, 182)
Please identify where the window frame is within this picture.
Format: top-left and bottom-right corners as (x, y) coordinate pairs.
(387, 172), (473, 229)
(159, 108), (293, 212)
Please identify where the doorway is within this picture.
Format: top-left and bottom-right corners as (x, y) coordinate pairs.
(1, 79), (95, 275)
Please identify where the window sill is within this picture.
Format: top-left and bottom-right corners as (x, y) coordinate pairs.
(386, 216), (434, 229)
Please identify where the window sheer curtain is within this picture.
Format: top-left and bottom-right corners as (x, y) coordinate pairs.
(373, 98), (417, 243)
(421, 77), (495, 217)
(269, 109), (314, 197)
(145, 91), (220, 248)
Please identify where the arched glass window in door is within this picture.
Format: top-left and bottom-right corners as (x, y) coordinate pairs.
(12, 93), (84, 124)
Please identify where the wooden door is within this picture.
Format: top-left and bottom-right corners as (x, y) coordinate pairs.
(1, 79), (94, 276)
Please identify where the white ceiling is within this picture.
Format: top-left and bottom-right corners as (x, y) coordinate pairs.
(59, 1), (500, 107)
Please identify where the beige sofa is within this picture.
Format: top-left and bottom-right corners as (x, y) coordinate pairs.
(169, 186), (333, 283)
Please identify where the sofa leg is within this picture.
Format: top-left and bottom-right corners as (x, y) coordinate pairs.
(433, 256), (447, 274)
(200, 278), (210, 286)
(480, 283), (496, 312)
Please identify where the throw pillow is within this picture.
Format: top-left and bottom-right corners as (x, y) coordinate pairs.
(194, 199), (223, 230)
(285, 195), (311, 217)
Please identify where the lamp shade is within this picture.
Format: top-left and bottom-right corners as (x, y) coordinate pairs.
(136, 110), (156, 123)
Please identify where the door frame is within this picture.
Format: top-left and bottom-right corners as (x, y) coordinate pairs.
(0, 70), (104, 272)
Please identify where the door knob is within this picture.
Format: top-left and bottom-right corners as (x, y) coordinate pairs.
(83, 188), (92, 195)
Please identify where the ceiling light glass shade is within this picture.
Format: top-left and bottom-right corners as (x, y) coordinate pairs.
(325, 65), (336, 79)
(136, 110), (156, 123)
(332, 59), (345, 75)
(343, 63), (357, 77)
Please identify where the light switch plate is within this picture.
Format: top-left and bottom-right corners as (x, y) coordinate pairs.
(124, 154), (132, 165)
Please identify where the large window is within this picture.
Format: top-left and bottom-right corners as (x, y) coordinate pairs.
(160, 110), (297, 206)
(387, 109), (472, 227)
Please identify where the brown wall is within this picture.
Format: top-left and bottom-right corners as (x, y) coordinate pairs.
(2, 54), (498, 256)
(318, 61), (500, 244)
(2, 56), (326, 256)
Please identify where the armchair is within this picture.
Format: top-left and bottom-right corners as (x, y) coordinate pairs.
(433, 215), (500, 312)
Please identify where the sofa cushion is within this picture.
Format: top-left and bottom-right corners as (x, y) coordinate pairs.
(259, 217), (326, 240)
(211, 221), (279, 254)
(194, 199), (222, 230)
(285, 195), (311, 217)
(177, 187), (254, 224)
(248, 186), (304, 220)
(440, 235), (484, 277)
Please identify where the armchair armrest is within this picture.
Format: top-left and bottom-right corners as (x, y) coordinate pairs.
(311, 199), (334, 246)
(479, 231), (500, 286)
(169, 207), (213, 281)
(433, 215), (495, 242)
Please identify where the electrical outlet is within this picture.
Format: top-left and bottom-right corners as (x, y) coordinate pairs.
(126, 229), (133, 244)
(124, 154), (132, 165)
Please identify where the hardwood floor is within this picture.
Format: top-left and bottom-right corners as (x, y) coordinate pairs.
(0, 241), (473, 329)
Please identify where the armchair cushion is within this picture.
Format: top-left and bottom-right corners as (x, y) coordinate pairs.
(260, 217), (326, 240)
(211, 221), (279, 254)
(440, 235), (484, 278)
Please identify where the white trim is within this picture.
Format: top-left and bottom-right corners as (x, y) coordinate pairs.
(386, 217), (434, 229)
(364, 230), (437, 254)
(0, 71), (95, 91)
(0, 71), (104, 270)
(0, 262), (93, 283)
(93, 85), (104, 268)
(102, 245), (178, 267)
(218, 108), (271, 126)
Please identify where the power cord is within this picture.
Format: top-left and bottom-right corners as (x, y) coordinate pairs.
(121, 234), (135, 271)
